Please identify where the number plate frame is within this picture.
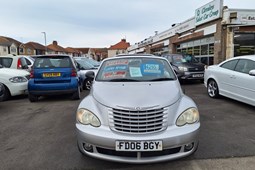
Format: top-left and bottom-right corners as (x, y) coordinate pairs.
(115, 140), (163, 152)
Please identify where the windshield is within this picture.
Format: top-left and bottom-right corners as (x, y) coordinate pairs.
(75, 59), (95, 69)
(96, 57), (176, 82)
(172, 54), (199, 64)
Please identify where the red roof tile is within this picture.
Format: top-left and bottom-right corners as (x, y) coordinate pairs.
(109, 39), (130, 50)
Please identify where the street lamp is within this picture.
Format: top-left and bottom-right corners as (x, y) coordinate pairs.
(41, 32), (47, 54)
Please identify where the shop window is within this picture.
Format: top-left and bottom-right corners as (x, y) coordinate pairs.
(187, 47), (193, 55)
(193, 46), (200, 55)
(181, 48), (187, 54)
(201, 45), (208, 55)
(234, 33), (255, 56)
(209, 44), (214, 55)
(177, 49), (181, 54)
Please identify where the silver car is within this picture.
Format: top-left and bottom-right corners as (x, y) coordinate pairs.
(76, 55), (200, 163)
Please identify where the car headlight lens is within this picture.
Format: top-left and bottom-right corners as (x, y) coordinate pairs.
(9, 76), (27, 83)
(178, 66), (188, 71)
(176, 108), (199, 126)
(77, 108), (101, 127)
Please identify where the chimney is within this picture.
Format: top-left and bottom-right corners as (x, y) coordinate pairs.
(121, 39), (126, 42)
(53, 41), (58, 46)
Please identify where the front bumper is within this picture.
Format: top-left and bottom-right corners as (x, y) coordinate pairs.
(180, 71), (204, 80)
(76, 123), (200, 163)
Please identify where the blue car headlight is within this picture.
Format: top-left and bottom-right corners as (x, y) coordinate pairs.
(77, 108), (101, 127)
(9, 76), (27, 83)
(176, 108), (199, 126)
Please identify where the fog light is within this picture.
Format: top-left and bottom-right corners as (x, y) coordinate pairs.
(83, 143), (93, 152)
(184, 143), (194, 152)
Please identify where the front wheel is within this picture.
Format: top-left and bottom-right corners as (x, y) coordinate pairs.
(207, 79), (219, 98)
(84, 79), (92, 90)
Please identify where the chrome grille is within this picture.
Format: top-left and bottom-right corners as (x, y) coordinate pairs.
(109, 108), (168, 134)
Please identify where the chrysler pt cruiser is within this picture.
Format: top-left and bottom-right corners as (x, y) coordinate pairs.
(76, 55), (200, 163)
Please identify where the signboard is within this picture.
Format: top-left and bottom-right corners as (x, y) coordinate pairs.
(195, 0), (223, 26)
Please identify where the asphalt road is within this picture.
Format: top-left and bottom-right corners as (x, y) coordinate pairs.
(0, 82), (255, 170)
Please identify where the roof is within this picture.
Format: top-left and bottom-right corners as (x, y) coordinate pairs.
(75, 48), (90, 54)
(1, 36), (22, 46)
(0, 36), (11, 46)
(25, 42), (45, 50)
(65, 47), (81, 53)
(109, 39), (130, 50)
(47, 41), (66, 52)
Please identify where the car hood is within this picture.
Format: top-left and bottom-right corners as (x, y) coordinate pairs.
(0, 68), (30, 76)
(92, 81), (182, 109)
(174, 62), (205, 69)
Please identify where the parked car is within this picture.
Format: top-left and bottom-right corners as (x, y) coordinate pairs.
(74, 57), (100, 68)
(74, 57), (98, 90)
(28, 55), (81, 102)
(0, 83), (4, 101)
(76, 54), (200, 163)
(163, 54), (205, 82)
(0, 54), (29, 70)
(0, 64), (30, 101)
(204, 55), (255, 106)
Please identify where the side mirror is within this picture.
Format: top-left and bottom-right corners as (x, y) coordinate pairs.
(85, 71), (95, 79)
(249, 69), (255, 76)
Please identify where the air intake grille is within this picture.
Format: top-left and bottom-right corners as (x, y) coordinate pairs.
(109, 108), (167, 134)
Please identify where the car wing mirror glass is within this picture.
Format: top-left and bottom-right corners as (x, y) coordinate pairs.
(249, 69), (255, 76)
(85, 71), (95, 79)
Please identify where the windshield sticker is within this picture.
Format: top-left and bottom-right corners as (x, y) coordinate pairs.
(104, 65), (127, 72)
(103, 71), (126, 79)
(129, 67), (142, 77)
(141, 63), (163, 75)
(105, 60), (128, 66)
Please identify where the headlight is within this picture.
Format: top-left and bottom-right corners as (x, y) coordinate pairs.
(9, 76), (27, 83)
(77, 108), (101, 127)
(178, 66), (188, 71)
(176, 108), (199, 126)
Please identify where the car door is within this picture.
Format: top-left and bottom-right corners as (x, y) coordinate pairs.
(217, 59), (239, 96)
(231, 59), (255, 105)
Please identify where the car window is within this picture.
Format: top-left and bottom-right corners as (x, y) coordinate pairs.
(235, 59), (255, 74)
(20, 57), (28, 67)
(33, 56), (72, 68)
(25, 58), (32, 65)
(220, 59), (238, 70)
(96, 58), (176, 82)
(0, 58), (13, 68)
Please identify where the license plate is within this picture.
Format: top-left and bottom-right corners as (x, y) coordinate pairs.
(192, 74), (203, 78)
(43, 72), (61, 77)
(116, 141), (162, 151)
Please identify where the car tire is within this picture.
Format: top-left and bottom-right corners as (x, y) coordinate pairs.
(84, 79), (92, 90)
(72, 87), (81, 100)
(207, 79), (219, 98)
(2, 86), (10, 101)
(28, 94), (39, 102)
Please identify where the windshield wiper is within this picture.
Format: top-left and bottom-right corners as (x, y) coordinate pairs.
(150, 78), (175, 81)
(108, 78), (140, 82)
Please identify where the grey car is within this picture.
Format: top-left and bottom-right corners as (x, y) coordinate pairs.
(76, 55), (200, 163)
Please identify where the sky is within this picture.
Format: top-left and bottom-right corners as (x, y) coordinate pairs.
(1, 0), (255, 48)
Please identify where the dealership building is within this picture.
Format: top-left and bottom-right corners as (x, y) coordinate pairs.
(128, 0), (255, 65)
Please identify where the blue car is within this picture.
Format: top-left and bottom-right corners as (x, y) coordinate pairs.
(28, 55), (81, 102)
